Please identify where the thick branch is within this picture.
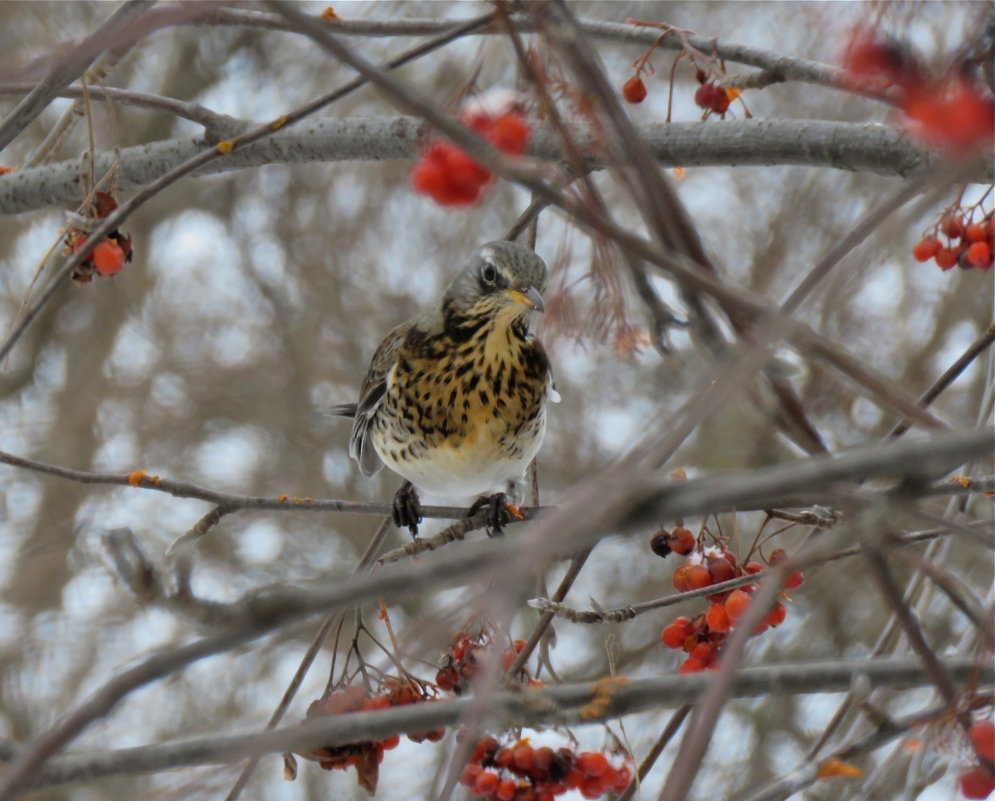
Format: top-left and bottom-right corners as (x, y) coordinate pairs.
(2, 117), (985, 217)
(22, 658), (993, 792)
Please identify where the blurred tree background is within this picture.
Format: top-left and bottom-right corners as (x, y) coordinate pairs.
(0, 2), (991, 800)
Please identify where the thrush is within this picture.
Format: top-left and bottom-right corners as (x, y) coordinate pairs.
(334, 241), (551, 536)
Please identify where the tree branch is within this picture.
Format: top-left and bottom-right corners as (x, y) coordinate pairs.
(19, 658), (992, 793)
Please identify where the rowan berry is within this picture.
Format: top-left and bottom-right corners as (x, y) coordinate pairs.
(960, 765), (995, 799)
(92, 239), (126, 276)
(460, 763), (483, 787)
(725, 589), (752, 622)
(765, 602), (787, 627)
(578, 751), (609, 777)
(579, 776), (604, 799)
(935, 247), (960, 270)
(513, 743), (535, 771)
(707, 556), (735, 584)
(694, 83), (719, 109)
(913, 237), (942, 262)
(744, 561), (765, 574)
(679, 657), (705, 673)
(686, 564), (712, 590)
(661, 617), (691, 649)
(533, 745), (554, 770)
(613, 763), (633, 790)
(669, 527), (695, 555)
(475, 769), (500, 796)
(966, 222), (989, 243)
(487, 112), (530, 155)
(382, 734), (400, 750)
(706, 601), (731, 632)
(941, 214), (965, 239)
(969, 720), (995, 763)
(784, 571), (804, 590)
(623, 76), (648, 103)
(650, 529), (672, 558)
(496, 778), (518, 800)
(967, 241), (991, 268)
(672, 565), (692, 592)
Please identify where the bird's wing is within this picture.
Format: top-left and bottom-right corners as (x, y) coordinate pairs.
(348, 321), (412, 476)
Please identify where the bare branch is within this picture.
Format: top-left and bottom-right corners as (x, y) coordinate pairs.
(21, 659), (993, 794)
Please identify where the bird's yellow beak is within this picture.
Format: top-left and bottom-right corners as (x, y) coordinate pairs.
(504, 286), (545, 312)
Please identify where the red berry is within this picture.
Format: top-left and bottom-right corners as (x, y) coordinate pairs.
(694, 83), (719, 109)
(495, 747), (514, 768)
(461, 764), (483, 787)
(672, 565), (692, 592)
(725, 589), (752, 622)
(941, 214), (965, 239)
(679, 657), (705, 673)
(622, 75), (648, 103)
(92, 239), (126, 276)
(496, 778), (518, 801)
(382, 734), (400, 750)
(744, 561), (765, 574)
(579, 776), (603, 799)
(966, 222), (989, 243)
(765, 602), (787, 627)
(710, 87), (731, 113)
(533, 745), (554, 770)
(784, 571), (804, 590)
(661, 617), (690, 649)
(706, 601), (731, 632)
(960, 765), (995, 799)
(578, 751), (609, 777)
(487, 112), (530, 155)
(913, 237), (942, 261)
(513, 743), (534, 771)
(707, 556), (735, 584)
(768, 548), (788, 565)
(935, 247), (960, 270)
(970, 720), (995, 763)
(669, 527), (695, 555)
(967, 241), (991, 268)
(686, 564), (712, 590)
(475, 770), (500, 795)
(613, 764), (633, 790)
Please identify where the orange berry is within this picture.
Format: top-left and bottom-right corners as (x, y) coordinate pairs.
(744, 561), (765, 574)
(661, 617), (690, 649)
(706, 601), (731, 632)
(382, 734), (400, 750)
(496, 778), (518, 801)
(92, 239), (126, 276)
(941, 213), (965, 239)
(935, 247), (960, 270)
(766, 602), (787, 627)
(578, 751), (610, 777)
(672, 565), (692, 592)
(725, 589), (752, 622)
(707, 556), (735, 584)
(669, 527), (696, 555)
(613, 764), (633, 790)
(487, 112), (530, 155)
(969, 720), (995, 763)
(513, 743), (534, 771)
(461, 763), (483, 787)
(495, 747), (514, 767)
(965, 221), (989, 242)
(679, 657), (705, 673)
(579, 776), (604, 799)
(784, 571), (804, 589)
(768, 548), (788, 565)
(533, 745), (554, 770)
(686, 564), (712, 590)
(474, 769), (500, 795)
(622, 75), (648, 103)
(690, 641), (716, 664)
(960, 765), (995, 799)
(912, 237), (942, 261)
(967, 241), (991, 267)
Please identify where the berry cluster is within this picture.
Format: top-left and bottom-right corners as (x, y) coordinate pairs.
(692, 69), (742, 117)
(653, 530), (802, 673)
(960, 719), (995, 799)
(842, 33), (994, 154)
(461, 735), (633, 800)
(301, 680), (442, 780)
(436, 630), (531, 693)
(914, 211), (994, 271)
(411, 89), (530, 207)
(64, 191), (133, 282)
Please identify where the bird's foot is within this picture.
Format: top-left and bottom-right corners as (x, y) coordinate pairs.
(392, 481), (423, 538)
(468, 492), (513, 537)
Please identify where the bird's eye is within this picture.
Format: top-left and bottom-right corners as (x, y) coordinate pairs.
(481, 263), (498, 284)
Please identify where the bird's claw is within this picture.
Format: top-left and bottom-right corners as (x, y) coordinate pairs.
(392, 481), (423, 538)
(468, 492), (512, 537)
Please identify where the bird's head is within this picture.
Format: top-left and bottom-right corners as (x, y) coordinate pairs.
(443, 241), (547, 321)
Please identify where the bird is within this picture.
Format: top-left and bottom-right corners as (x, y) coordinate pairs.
(334, 240), (551, 536)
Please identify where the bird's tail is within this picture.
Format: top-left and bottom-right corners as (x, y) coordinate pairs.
(331, 403), (358, 418)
